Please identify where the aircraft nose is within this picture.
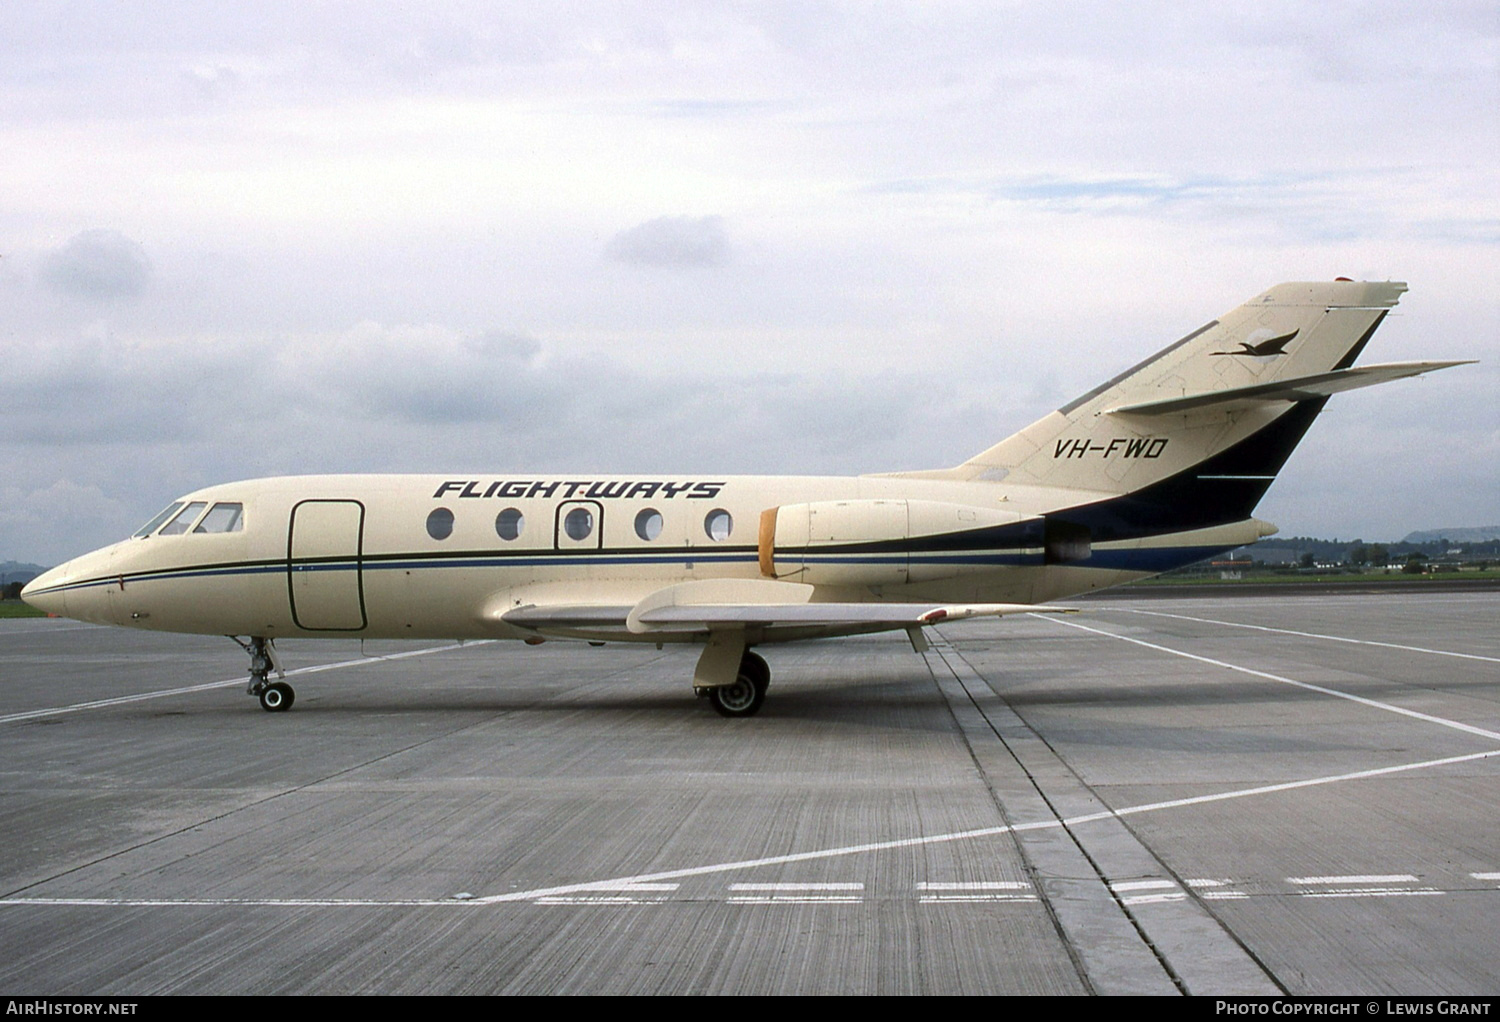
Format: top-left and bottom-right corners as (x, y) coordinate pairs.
(20, 564), (70, 617)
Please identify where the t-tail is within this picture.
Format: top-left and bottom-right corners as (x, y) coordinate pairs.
(899, 280), (1468, 543)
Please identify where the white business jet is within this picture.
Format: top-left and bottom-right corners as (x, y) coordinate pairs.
(23, 280), (1468, 716)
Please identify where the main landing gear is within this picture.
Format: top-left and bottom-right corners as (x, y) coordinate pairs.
(232, 636), (293, 712)
(695, 648), (770, 718)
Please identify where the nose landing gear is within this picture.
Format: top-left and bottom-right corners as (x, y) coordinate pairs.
(232, 636), (293, 712)
(258, 680), (295, 712)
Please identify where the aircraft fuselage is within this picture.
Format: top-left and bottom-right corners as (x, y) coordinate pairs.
(23, 472), (1261, 643)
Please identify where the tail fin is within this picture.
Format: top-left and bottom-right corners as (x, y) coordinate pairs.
(879, 280), (1471, 539)
(950, 281), (1414, 511)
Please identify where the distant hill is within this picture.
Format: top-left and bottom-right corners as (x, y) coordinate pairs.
(1402, 526), (1500, 544)
(1, 561), (48, 586)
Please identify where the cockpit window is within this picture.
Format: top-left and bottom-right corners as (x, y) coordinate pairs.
(158, 502), (208, 536)
(194, 502), (244, 534)
(134, 502), (184, 538)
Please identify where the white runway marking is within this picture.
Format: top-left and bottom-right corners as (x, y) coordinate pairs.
(1299, 889), (1441, 899)
(917, 881), (1036, 904)
(1288, 874), (1418, 884)
(1120, 892), (1187, 905)
(728, 882), (864, 904)
(1040, 616), (1500, 742)
(1108, 608), (1500, 664)
(729, 876), (864, 882)
(6, 749), (1491, 910)
(1287, 875), (1439, 899)
(0, 641), (493, 725)
(1110, 879), (1186, 905)
(533, 882), (681, 903)
(1186, 878), (1249, 899)
(0, 897), (458, 907)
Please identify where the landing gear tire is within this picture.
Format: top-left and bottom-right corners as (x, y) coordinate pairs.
(259, 681), (295, 713)
(708, 672), (767, 718)
(740, 650), (769, 689)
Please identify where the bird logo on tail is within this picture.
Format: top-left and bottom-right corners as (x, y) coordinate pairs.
(1212, 329), (1298, 357)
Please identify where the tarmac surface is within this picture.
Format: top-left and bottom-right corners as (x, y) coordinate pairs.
(1, 589), (1496, 995)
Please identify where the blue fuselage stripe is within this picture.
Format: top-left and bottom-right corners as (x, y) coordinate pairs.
(34, 543), (1233, 598)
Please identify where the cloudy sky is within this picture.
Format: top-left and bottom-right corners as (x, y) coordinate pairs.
(2, 2), (1496, 565)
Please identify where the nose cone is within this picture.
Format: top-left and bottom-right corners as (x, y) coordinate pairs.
(20, 542), (125, 625)
(20, 564), (70, 617)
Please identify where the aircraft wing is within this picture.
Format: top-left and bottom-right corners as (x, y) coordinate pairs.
(1106, 360), (1473, 416)
(497, 578), (1075, 638)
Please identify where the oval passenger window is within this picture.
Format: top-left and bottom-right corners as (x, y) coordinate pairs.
(496, 508), (524, 541)
(564, 506), (594, 541)
(635, 508), (663, 541)
(704, 509), (733, 542)
(426, 507), (454, 540)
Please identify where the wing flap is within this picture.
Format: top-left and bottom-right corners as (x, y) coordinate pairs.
(496, 577), (1075, 637)
(629, 600), (1074, 633)
(1106, 360), (1472, 417)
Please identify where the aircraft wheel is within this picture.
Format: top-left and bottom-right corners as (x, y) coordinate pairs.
(708, 672), (766, 718)
(740, 650), (770, 689)
(259, 681), (295, 713)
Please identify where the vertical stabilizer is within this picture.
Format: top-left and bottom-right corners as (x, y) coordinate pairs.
(952, 280), (1406, 499)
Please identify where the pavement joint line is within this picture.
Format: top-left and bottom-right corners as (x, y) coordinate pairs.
(1038, 614), (1500, 742)
(926, 632), (1185, 994)
(935, 633), (1292, 995)
(5, 747), (1491, 909)
(1106, 607), (1500, 664)
(0, 640), (495, 725)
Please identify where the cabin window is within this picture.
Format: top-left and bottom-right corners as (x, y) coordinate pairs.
(426, 507), (455, 540)
(134, 502), (184, 538)
(496, 508), (525, 541)
(563, 506), (594, 541)
(634, 508), (663, 542)
(194, 502), (244, 534)
(158, 502), (208, 536)
(704, 508), (733, 542)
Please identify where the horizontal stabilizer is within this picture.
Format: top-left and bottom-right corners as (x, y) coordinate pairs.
(1106, 361), (1473, 417)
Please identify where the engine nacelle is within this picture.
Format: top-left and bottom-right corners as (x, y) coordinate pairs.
(758, 499), (1080, 587)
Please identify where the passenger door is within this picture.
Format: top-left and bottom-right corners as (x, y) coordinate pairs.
(287, 499), (367, 630)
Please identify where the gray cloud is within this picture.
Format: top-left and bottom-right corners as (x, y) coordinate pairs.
(0, 313), (1003, 563)
(605, 216), (731, 269)
(39, 230), (152, 301)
